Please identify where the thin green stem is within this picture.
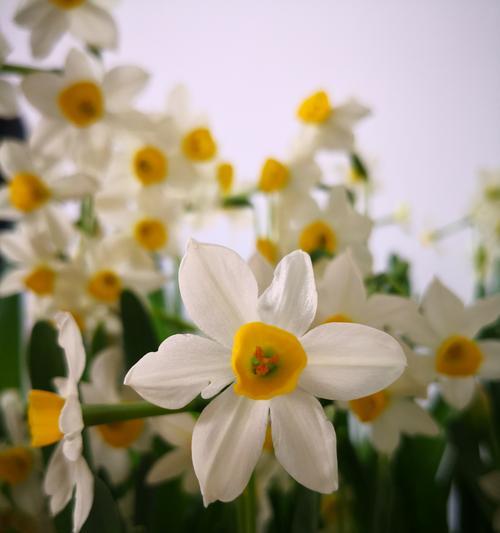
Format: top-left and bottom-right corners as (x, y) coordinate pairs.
(427, 216), (471, 242)
(1, 63), (61, 76)
(235, 475), (257, 533)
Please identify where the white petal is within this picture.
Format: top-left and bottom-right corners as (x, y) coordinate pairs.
(333, 99), (370, 126)
(146, 448), (190, 485)
(182, 468), (200, 494)
(192, 387), (269, 505)
(179, 241), (258, 348)
(422, 278), (466, 338)
(0, 141), (33, 176)
(42, 205), (75, 251)
(15, 1), (51, 26)
(44, 442), (73, 515)
(400, 313), (441, 348)
(56, 312), (86, 384)
(0, 269), (26, 297)
(440, 376), (476, 410)
(258, 250), (317, 337)
(270, 390), (337, 493)
(0, 229), (36, 263)
(463, 295), (500, 338)
(478, 341), (500, 379)
(371, 414), (401, 455)
(64, 48), (99, 82)
(363, 294), (421, 331)
(120, 269), (165, 294)
(387, 399), (440, 437)
(50, 173), (99, 199)
(89, 347), (121, 400)
(124, 334), (233, 409)
(59, 395), (83, 439)
(299, 323), (406, 400)
(70, 4), (118, 49)
(22, 73), (61, 118)
(102, 66), (149, 112)
(0, 80), (18, 117)
(152, 413), (196, 447)
(73, 457), (94, 533)
(248, 252), (274, 295)
(31, 9), (69, 59)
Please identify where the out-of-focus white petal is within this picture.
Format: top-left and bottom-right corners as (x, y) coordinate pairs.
(270, 389), (337, 493)
(22, 72), (61, 117)
(0, 390), (26, 443)
(464, 295), (500, 338)
(102, 66), (149, 112)
(0, 141), (33, 176)
(31, 9), (69, 59)
(0, 230), (36, 263)
(70, 3), (118, 49)
(152, 413), (195, 447)
(44, 442), (73, 515)
(120, 269), (165, 294)
(179, 241), (258, 348)
(192, 387), (269, 505)
(89, 347), (122, 401)
(15, 1), (51, 26)
(64, 48), (99, 82)
(124, 334), (233, 409)
(371, 413), (401, 454)
(56, 312), (86, 384)
(299, 323), (406, 400)
(248, 252), (274, 295)
(146, 448), (190, 485)
(50, 173), (99, 199)
(387, 399), (439, 437)
(0, 80), (18, 117)
(478, 341), (500, 379)
(258, 250), (317, 337)
(73, 457), (94, 533)
(42, 205), (75, 251)
(363, 294), (421, 332)
(0, 269), (26, 297)
(439, 376), (476, 410)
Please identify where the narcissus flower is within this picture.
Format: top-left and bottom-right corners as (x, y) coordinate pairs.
(14, 0), (118, 59)
(404, 279), (500, 409)
(27, 312), (93, 533)
(125, 241), (405, 504)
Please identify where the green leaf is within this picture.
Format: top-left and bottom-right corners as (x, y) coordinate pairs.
(120, 290), (158, 369)
(0, 293), (22, 390)
(28, 320), (65, 391)
(81, 477), (123, 533)
(290, 484), (319, 533)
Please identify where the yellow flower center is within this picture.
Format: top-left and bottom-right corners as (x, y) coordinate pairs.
(258, 158), (289, 193)
(24, 266), (55, 296)
(132, 145), (168, 185)
(299, 220), (337, 255)
(28, 390), (64, 447)
(96, 419), (145, 449)
(0, 447), (34, 486)
(133, 218), (168, 251)
(323, 313), (353, 324)
(435, 335), (483, 377)
(232, 322), (307, 400)
(256, 238), (278, 264)
(49, 0), (85, 9)
(87, 270), (122, 303)
(182, 128), (217, 162)
(297, 91), (332, 124)
(58, 81), (104, 128)
(349, 390), (389, 422)
(9, 173), (50, 213)
(216, 162), (234, 195)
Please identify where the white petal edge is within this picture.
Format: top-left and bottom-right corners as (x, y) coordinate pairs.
(439, 376), (476, 410)
(73, 457), (94, 533)
(478, 341), (500, 379)
(56, 312), (86, 384)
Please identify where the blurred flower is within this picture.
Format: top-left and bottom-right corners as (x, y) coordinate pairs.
(0, 32), (18, 118)
(125, 241), (405, 504)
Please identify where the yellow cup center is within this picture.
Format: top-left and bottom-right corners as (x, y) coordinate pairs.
(216, 162), (234, 195)
(0, 447), (34, 486)
(232, 322), (307, 400)
(58, 81), (104, 128)
(132, 145), (169, 185)
(28, 390), (64, 447)
(97, 419), (144, 449)
(323, 313), (353, 324)
(133, 218), (168, 251)
(297, 91), (332, 124)
(258, 158), (289, 193)
(435, 335), (483, 377)
(49, 0), (85, 8)
(256, 238), (278, 265)
(24, 266), (55, 296)
(9, 173), (50, 213)
(299, 220), (337, 255)
(87, 270), (122, 303)
(350, 390), (389, 423)
(182, 127), (217, 162)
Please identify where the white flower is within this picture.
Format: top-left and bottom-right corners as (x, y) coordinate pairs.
(125, 241), (405, 504)
(28, 312), (93, 533)
(146, 413), (199, 494)
(22, 48), (148, 160)
(15, 0), (118, 59)
(403, 278), (500, 409)
(0, 32), (18, 118)
(294, 90), (370, 153)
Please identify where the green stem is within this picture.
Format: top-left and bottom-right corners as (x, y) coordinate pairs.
(235, 475), (256, 533)
(1, 63), (61, 75)
(428, 216), (471, 242)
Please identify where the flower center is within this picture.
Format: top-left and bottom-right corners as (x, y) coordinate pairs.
(258, 158), (289, 193)
(256, 238), (278, 264)
(0, 447), (34, 486)
(435, 335), (483, 377)
(87, 270), (122, 303)
(299, 220), (337, 255)
(297, 91), (332, 124)
(349, 390), (389, 422)
(49, 0), (85, 9)
(58, 81), (104, 128)
(182, 128), (217, 162)
(216, 162), (233, 195)
(132, 145), (168, 185)
(323, 313), (353, 324)
(96, 419), (144, 449)
(9, 173), (50, 213)
(133, 218), (168, 251)
(232, 322), (307, 400)
(24, 266), (55, 296)
(28, 390), (64, 447)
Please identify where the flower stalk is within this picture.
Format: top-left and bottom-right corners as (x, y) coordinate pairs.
(235, 475), (257, 533)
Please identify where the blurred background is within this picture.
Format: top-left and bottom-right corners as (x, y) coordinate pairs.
(2, 0), (499, 299)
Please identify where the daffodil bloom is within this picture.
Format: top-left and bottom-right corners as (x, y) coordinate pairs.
(125, 241), (405, 504)
(403, 279), (500, 409)
(146, 414), (199, 494)
(28, 312), (93, 533)
(295, 90), (370, 152)
(14, 0), (118, 59)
